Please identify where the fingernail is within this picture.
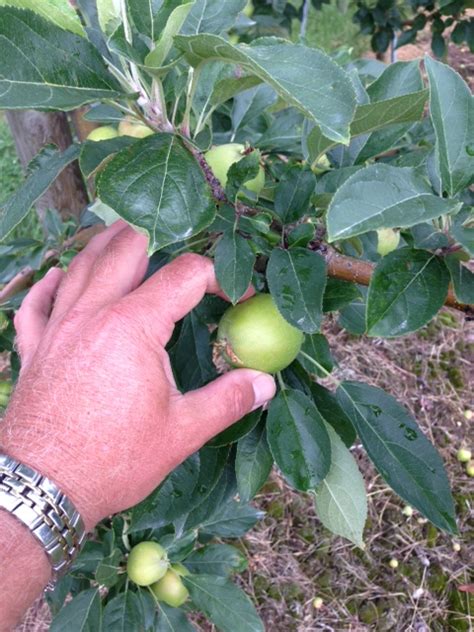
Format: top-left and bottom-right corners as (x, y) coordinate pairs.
(252, 374), (276, 410)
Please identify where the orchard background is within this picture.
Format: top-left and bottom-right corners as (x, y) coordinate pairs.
(0, 0), (473, 630)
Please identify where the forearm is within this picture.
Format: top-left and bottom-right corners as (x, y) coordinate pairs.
(0, 511), (51, 632)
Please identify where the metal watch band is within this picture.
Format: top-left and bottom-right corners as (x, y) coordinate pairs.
(0, 453), (86, 584)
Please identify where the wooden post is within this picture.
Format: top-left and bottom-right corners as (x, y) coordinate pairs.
(5, 110), (89, 221)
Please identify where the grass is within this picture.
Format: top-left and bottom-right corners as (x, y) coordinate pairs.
(292, 0), (370, 58)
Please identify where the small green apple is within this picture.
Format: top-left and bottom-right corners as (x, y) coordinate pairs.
(126, 541), (168, 586)
(466, 460), (474, 477)
(243, 0), (254, 17)
(0, 381), (12, 408)
(311, 154), (331, 174)
(151, 569), (189, 607)
(217, 294), (304, 374)
(87, 126), (119, 142)
(376, 228), (400, 257)
(205, 143), (265, 195)
(457, 447), (472, 463)
(118, 117), (154, 138)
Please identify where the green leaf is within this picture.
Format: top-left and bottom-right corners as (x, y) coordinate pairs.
(174, 34), (357, 144)
(95, 549), (123, 588)
(145, 1), (195, 69)
(169, 310), (216, 391)
(425, 56), (474, 197)
(181, 0), (246, 35)
(182, 463), (236, 531)
(307, 90), (427, 163)
(225, 150), (261, 202)
(199, 499), (263, 537)
(267, 247), (326, 333)
(79, 136), (136, 178)
(313, 424), (367, 547)
(130, 447), (228, 531)
(103, 592), (143, 632)
(0, 8), (123, 110)
(267, 388), (331, 491)
(299, 333), (334, 377)
(209, 409), (261, 448)
(326, 164), (461, 242)
(0, 144), (80, 242)
(214, 231), (255, 304)
(445, 254), (474, 304)
(452, 207), (474, 256)
(336, 381), (457, 534)
(274, 165), (316, 223)
(0, 0), (85, 35)
(97, 0), (122, 35)
(366, 248), (450, 337)
(236, 420), (273, 502)
(184, 575), (264, 632)
(50, 589), (102, 632)
(156, 603), (195, 632)
(185, 544), (247, 576)
(97, 134), (215, 253)
(323, 278), (362, 312)
(310, 382), (356, 448)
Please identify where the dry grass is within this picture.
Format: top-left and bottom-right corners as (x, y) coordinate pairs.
(15, 309), (473, 631)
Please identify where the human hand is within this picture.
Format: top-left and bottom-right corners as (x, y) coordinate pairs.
(0, 222), (276, 530)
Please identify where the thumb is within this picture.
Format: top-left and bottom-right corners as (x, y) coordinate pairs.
(178, 369), (276, 443)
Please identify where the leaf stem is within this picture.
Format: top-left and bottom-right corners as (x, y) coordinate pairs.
(299, 351), (341, 387)
(181, 66), (201, 136)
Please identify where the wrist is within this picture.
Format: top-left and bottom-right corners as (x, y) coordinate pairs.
(0, 408), (102, 532)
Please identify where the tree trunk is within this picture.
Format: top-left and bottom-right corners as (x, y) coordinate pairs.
(5, 110), (89, 221)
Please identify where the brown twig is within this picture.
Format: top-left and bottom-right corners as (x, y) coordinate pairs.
(0, 225), (102, 304)
(324, 249), (473, 315)
(0, 227), (472, 315)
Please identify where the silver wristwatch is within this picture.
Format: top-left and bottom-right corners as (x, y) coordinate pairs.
(0, 453), (87, 587)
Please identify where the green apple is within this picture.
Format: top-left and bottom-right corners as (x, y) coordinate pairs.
(217, 294), (304, 373)
(228, 33), (240, 45)
(126, 541), (168, 586)
(151, 569), (189, 607)
(243, 0), (254, 17)
(118, 117), (154, 138)
(87, 126), (119, 142)
(204, 143), (265, 195)
(466, 460), (474, 477)
(457, 447), (472, 463)
(311, 154), (331, 174)
(0, 381), (12, 408)
(376, 228), (400, 257)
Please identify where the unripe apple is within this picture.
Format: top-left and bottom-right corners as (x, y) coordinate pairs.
(376, 228), (400, 257)
(457, 447), (472, 463)
(86, 126), (119, 142)
(126, 542), (168, 586)
(0, 381), (12, 408)
(311, 154), (331, 174)
(118, 117), (154, 139)
(204, 143), (265, 195)
(151, 569), (189, 607)
(217, 294), (304, 374)
(243, 0), (254, 17)
(466, 460), (474, 477)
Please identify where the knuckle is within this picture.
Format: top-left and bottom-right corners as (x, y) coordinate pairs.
(229, 382), (251, 416)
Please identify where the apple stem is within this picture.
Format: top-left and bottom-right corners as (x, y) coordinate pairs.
(276, 371), (286, 392)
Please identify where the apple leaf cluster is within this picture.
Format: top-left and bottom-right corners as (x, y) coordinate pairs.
(0, 0), (472, 629)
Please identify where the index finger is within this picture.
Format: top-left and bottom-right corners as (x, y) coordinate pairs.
(121, 253), (253, 346)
